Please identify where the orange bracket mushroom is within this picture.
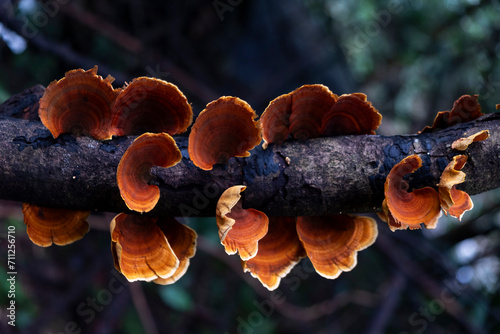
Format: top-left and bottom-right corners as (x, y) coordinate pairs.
(260, 84), (337, 147)
(420, 94), (483, 133)
(110, 77), (193, 137)
(117, 132), (182, 213)
(296, 215), (378, 279)
(38, 66), (120, 140)
(110, 213), (180, 282)
(188, 97), (261, 170)
(153, 217), (197, 285)
(321, 93), (382, 136)
(438, 155), (473, 220)
(243, 217), (306, 291)
(22, 203), (90, 247)
(216, 185), (269, 261)
(382, 155), (442, 231)
(451, 130), (490, 151)
(288, 84), (337, 140)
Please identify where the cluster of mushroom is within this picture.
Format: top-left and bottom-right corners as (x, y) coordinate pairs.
(378, 95), (490, 231)
(25, 66), (196, 285)
(216, 186), (377, 290)
(198, 84), (383, 290)
(21, 66), (492, 291)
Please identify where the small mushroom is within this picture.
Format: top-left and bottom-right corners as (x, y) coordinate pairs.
(260, 93), (292, 148)
(188, 97), (261, 170)
(296, 215), (378, 279)
(117, 132), (182, 213)
(110, 213), (180, 282)
(153, 217), (197, 285)
(451, 130), (490, 151)
(420, 95), (482, 133)
(38, 66), (120, 140)
(260, 84), (338, 147)
(383, 155), (442, 231)
(242, 217), (306, 291)
(216, 185), (269, 261)
(321, 93), (382, 136)
(110, 77), (193, 137)
(438, 155), (473, 220)
(22, 203), (90, 247)
(288, 84), (337, 140)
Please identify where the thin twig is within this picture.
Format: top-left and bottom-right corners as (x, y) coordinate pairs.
(128, 282), (159, 334)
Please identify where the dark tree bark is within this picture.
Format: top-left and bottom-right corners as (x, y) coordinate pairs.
(1, 87), (499, 217)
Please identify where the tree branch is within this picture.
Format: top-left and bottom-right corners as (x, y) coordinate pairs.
(1, 87), (499, 217)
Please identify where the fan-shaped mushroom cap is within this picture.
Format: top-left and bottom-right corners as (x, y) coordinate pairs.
(384, 155), (442, 231)
(321, 93), (382, 136)
(153, 217), (197, 285)
(110, 213), (180, 282)
(288, 84), (337, 140)
(38, 66), (120, 140)
(438, 155), (473, 220)
(260, 93), (292, 148)
(216, 185), (269, 261)
(243, 217), (306, 291)
(110, 77), (193, 137)
(420, 95), (482, 133)
(22, 203), (90, 247)
(296, 215), (378, 279)
(117, 132), (182, 213)
(188, 97), (261, 170)
(451, 130), (490, 151)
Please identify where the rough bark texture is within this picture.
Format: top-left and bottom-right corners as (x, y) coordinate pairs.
(1, 87), (499, 217)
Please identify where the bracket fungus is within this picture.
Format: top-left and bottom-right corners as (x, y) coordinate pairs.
(260, 85), (381, 148)
(382, 155), (442, 231)
(420, 94), (483, 133)
(117, 132), (182, 213)
(438, 155), (473, 220)
(188, 97), (261, 170)
(38, 66), (120, 140)
(296, 215), (378, 279)
(22, 203), (90, 247)
(151, 217), (197, 285)
(451, 130), (490, 151)
(260, 84), (337, 147)
(288, 84), (337, 140)
(321, 93), (382, 136)
(110, 77), (193, 137)
(216, 185), (269, 261)
(110, 213), (180, 282)
(242, 217), (306, 291)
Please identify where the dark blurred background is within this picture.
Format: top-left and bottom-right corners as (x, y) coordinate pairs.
(0, 0), (499, 333)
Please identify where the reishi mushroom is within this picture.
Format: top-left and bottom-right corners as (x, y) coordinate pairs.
(38, 66), (120, 140)
(438, 155), (473, 220)
(242, 217), (306, 291)
(188, 97), (261, 170)
(216, 185), (269, 261)
(110, 213), (179, 282)
(382, 155), (442, 231)
(451, 130), (490, 151)
(117, 132), (182, 213)
(22, 203), (90, 247)
(296, 215), (378, 279)
(110, 77), (193, 137)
